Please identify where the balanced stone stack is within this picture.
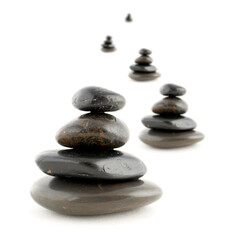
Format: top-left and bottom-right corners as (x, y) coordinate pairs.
(126, 13), (132, 22)
(101, 36), (116, 52)
(31, 86), (162, 216)
(139, 84), (204, 148)
(129, 49), (160, 81)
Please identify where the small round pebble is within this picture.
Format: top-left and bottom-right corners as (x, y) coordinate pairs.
(72, 86), (125, 112)
(160, 84), (186, 96)
(139, 49), (152, 56)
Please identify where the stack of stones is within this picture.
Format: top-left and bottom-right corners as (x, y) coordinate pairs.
(101, 36), (116, 52)
(31, 86), (162, 216)
(129, 49), (160, 81)
(126, 13), (132, 22)
(139, 84), (204, 148)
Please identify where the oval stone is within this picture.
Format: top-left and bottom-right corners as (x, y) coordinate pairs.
(130, 65), (157, 73)
(36, 149), (147, 181)
(139, 129), (204, 148)
(142, 115), (197, 131)
(31, 177), (162, 215)
(160, 84), (186, 96)
(72, 87), (125, 112)
(152, 97), (188, 115)
(129, 72), (160, 81)
(135, 56), (153, 65)
(56, 113), (129, 149)
(139, 48), (152, 55)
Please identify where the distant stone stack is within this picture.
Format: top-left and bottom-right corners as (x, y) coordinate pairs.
(101, 36), (116, 52)
(31, 86), (162, 216)
(129, 49), (160, 81)
(139, 84), (204, 148)
(126, 14), (132, 22)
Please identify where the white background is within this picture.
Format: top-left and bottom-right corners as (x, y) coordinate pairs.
(0, 0), (240, 239)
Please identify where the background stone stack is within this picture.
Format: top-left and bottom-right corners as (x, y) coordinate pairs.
(101, 36), (116, 52)
(139, 84), (204, 148)
(31, 86), (162, 216)
(129, 48), (160, 81)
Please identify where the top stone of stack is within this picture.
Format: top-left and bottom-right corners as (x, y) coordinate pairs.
(160, 83), (186, 97)
(72, 86), (126, 112)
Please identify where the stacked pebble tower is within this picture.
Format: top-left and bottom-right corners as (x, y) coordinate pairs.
(31, 86), (162, 216)
(139, 84), (204, 148)
(101, 36), (116, 52)
(129, 49), (160, 81)
(126, 14), (132, 22)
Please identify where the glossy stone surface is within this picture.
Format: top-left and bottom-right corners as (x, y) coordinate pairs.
(152, 97), (188, 115)
(139, 129), (204, 148)
(130, 65), (157, 73)
(160, 84), (186, 96)
(142, 115), (196, 131)
(56, 113), (129, 149)
(139, 48), (152, 55)
(129, 72), (160, 81)
(36, 149), (146, 180)
(72, 86), (125, 112)
(31, 177), (162, 215)
(135, 56), (153, 65)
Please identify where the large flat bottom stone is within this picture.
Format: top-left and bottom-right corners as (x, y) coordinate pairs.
(139, 129), (204, 148)
(31, 177), (162, 216)
(129, 72), (160, 81)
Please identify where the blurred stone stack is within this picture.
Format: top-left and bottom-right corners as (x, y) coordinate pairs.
(129, 49), (160, 81)
(139, 84), (204, 148)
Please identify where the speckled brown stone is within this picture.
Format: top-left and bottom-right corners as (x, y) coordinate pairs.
(152, 97), (188, 115)
(31, 176), (162, 216)
(56, 113), (129, 149)
(139, 129), (204, 148)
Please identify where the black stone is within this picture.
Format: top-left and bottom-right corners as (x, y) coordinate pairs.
(160, 84), (186, 96)
(130, 65), (157, 73)
(56, 113), (129, 149)
(142, 115), (197, 131)
(139, 49), (152, 56)
(31, 177), (162, 215)
(72, 86), (125, 112)
(36, 149), (147, 181)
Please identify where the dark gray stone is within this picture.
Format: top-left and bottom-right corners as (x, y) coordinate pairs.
(139, 49), (152, 56)
(160, 84), (186, 96)
(130, 65), (157, 73)
(36, 149), (147, 181)
(142, 115), (197, 131)
(31, 177), (162, 215)
(139, 129), (204, 148)
(72, 86), (125, 112)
